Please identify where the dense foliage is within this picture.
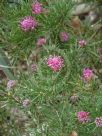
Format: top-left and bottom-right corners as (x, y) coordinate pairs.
(0, 0), (102, 135)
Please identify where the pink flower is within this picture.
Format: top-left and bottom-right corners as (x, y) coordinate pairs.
(59, 32), (69, 42)
(22, 99), (30, 107)
(95, 117), (102, 127)
(77, 111), (90, 123)
(78, 39), (87, 47)
(7, 80), (16, 90)
(20, 16), (37, 31)
(36, 38), (46, 46)
(32, 2), (43, 14)
(46, 55), (64, 72)
(31, 64), (37, 72)
(82, 68), (93, 81)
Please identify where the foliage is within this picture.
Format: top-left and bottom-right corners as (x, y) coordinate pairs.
(0, 0), (102, 135)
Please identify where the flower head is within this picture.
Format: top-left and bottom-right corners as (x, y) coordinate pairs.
(32, 2), (43, 14)
(95, 117), (102, 127)
(77, 111), (90, 123)
(31, 64), (37, 72)
(20, 16), (37, 31)
(78, 39), (87, 47)
(7, 80), (16, 90)
(69, 94), (79, 104)
(59, 32), (69, 42)
(36, 38), (46, 46)
(82, 68), (93, 81)
(46, 55), (64, 72)
(22, 99), (30, 107)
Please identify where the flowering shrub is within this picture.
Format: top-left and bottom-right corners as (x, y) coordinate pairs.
(0, 0), (102, 135)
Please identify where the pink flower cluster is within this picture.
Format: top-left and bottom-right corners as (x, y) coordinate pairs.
(95, 117), (102, 127)
(82, 68), (93, 81)
(7, 80), (16, 90)
(31, 64), (37, 72)
(22, 99), (30, 107)
(77, 111), (90, 123)
(46, 55), (64, 72)
(77, 111), (102, 127)
(59, 32), (69, 42)
(36, 38), (46, 46)
(78, 39), (87, 47)
(32, 1), (43, 14)
(20, 16), (37, 31)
